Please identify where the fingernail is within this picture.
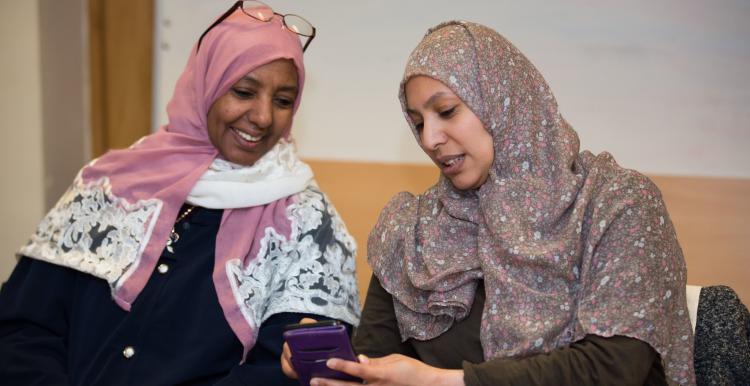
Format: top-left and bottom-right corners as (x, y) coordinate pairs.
(310, 379), (319, 386)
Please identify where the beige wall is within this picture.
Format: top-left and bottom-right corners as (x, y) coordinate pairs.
(0, 1), (45, 282)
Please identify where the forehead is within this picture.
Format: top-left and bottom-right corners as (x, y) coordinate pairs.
(405, 76), (458, 107)
(240, 59), (298, 87)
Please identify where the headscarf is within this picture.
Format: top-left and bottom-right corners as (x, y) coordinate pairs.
(368, 21), (695, 385)
(19, 9), (318, 357)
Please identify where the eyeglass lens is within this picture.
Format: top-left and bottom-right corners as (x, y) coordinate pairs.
(283, 14), (313, 36)
(241, 1), (274, 21)
(241, 1), (313, 37)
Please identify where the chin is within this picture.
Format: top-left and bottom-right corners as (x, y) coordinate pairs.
(221, 151), (259, 167)
(449, 174), (489, 191)
(449, 179), (476, 191)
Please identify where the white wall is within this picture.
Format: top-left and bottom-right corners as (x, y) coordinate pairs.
(155, 0), (750, 178)
(0, 1), (45, 282)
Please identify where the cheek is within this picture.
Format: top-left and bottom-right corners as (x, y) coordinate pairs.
(206, 111), (221, 144)
(218, 105), (245, 124)
(480, 139), (495, 175)
(206, 99), (237, 137)
(274, 110), (295, 134)
(468, 122), (494, 171)
(484, 137), (495, 165)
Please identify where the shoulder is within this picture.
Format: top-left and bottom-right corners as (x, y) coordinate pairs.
(229, 185), (361, 326)
(369, 190), (421, 243)
(381, 191), (419, 216)
(289, 184), (338, 217)
(375, 185), (440, 224)
(287, 184), (356, 252)
(367, 189), (430, 274)
(583, 151), (665, 208)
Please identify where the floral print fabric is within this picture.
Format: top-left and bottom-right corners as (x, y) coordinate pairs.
(368, 21), (694, 385)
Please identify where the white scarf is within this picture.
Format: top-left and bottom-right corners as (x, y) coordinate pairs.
(186, 139), (313, 209)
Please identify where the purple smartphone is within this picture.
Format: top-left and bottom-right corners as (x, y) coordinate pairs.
(283, 321), (362, 385)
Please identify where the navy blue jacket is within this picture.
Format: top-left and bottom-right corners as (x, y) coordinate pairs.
(0, 206), (323, 385)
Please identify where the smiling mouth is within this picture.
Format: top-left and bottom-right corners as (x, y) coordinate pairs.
(442, 155), (464, 167)
(232, 127), (262, 143)
(437, 154), (465, 175)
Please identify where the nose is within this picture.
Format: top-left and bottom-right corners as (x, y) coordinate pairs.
(247, 98), (273, 129)
(420, 118), (447, 151)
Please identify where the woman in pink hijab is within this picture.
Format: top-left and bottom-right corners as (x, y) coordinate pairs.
(0, 2), (359, 385)
(284, 21), (695, 386)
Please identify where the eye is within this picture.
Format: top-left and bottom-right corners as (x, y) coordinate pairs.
(231, 88), (255, 99)
(273, 96), (295, 109)
(413, 121), (424, 133)
(438, 106), (457, 118)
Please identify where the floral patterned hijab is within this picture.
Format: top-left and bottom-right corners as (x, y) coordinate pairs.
(368, 21), (695, 385)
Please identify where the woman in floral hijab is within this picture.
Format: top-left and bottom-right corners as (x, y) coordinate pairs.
(286, 20), (695, 386)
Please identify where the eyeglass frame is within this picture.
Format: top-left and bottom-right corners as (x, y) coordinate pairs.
(196, 1), (316, 53)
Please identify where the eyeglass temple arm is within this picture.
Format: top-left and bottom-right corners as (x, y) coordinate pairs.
(302, 27), (316, 52)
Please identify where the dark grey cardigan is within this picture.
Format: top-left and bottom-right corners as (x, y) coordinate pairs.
(694, 285), (750, 386)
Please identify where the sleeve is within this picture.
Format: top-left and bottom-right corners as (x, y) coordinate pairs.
(214, 312), (352, 386)
(462, 334), (665, 386)
(0, 257), (73, 385)
(352, 275), (417, 358)
(230, 187), (361, 328)
(693, 285), (750, 385)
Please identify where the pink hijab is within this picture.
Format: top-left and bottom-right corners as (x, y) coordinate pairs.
(21, 9), (306, 356)
(369, 21), (695, 384)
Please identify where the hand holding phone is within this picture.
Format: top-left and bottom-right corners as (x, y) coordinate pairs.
(283, 320), (362, 386)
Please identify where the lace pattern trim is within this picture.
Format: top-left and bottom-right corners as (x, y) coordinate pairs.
(226, 186), (361, 331)
(18, 176), (162, 286)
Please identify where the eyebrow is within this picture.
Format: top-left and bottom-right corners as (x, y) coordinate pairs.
(240, 75), (299, 94)
(405, 91), (452, 114)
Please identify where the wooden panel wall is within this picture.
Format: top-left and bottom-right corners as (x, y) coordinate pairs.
(307, 161), (750, 305)
(89, 0), (153, 157)
(651, 176), (750, 303)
